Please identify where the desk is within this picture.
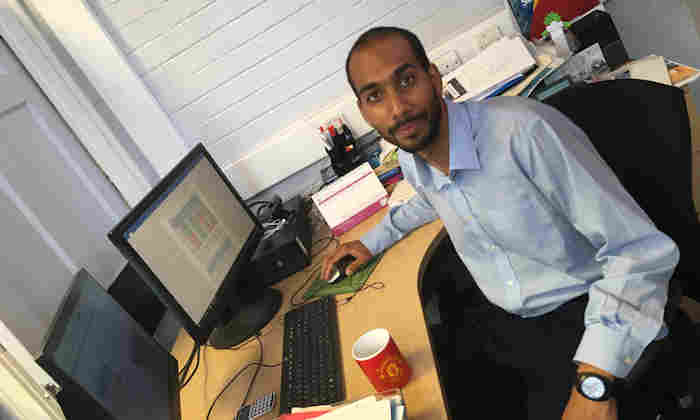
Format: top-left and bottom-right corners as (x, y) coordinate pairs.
(172, 209), (448, 420)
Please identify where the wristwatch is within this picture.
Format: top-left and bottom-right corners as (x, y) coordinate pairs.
(575, 372), (625, 401)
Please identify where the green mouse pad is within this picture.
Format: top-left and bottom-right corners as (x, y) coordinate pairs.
(303, 253), (384, 301)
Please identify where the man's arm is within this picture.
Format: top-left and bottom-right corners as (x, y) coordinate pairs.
(322, 186), (438, 281)
(360, 188), (439, 255)
(516, 105), (679, 379)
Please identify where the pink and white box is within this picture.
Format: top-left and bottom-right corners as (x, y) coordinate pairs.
(312, 163), (388, 237)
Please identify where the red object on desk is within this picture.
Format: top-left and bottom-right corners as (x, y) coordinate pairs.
(530, 0), (598, 40)
(279, 410), (331, 419)
(352, 329), (412, 393)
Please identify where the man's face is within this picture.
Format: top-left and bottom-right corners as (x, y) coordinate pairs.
(348, 35), (444, 153)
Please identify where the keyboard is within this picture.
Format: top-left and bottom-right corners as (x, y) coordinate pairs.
(279, 296), (344, 413)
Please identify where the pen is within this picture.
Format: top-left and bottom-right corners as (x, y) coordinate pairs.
(318, 126), (333, 149)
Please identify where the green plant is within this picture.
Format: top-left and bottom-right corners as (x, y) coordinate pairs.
(541, 12), (571, 38)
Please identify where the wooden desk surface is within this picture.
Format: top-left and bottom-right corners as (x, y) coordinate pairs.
(172, 209), (447, 420)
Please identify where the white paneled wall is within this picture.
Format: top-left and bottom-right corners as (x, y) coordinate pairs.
(89, 0), (507, 198)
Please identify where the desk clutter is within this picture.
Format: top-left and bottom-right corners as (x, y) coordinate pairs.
(318, 116), (364, 178)
(444, 35), (698, 104)
(280, 390), (406, 420)
(374, 159), (403, 195)
(440, 8), (694, 103)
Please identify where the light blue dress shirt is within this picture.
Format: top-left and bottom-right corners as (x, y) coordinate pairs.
(361, 98), (679, 378)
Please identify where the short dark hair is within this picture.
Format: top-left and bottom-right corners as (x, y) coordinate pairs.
(345, 26), (430, 96)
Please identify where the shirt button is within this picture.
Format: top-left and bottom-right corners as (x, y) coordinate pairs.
(506, 280), (514, 287)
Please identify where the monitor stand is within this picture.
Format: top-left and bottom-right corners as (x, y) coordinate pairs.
(208, 288), (282, 349)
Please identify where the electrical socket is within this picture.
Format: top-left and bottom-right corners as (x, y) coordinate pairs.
(473, 25), (503, 51)
(434, 50), (462, 76)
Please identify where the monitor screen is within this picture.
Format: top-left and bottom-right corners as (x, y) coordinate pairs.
(38, 269), (180, 420)
(109, 144), (281, 348)
(123, 151), (255, 324)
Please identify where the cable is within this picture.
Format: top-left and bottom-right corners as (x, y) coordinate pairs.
(240, 335), (264, 412)
(290, 262), (323, 307)
(205, 337), (281, 420)
(339, 281), (386, 306)
(261, 218), (287, 239)
(248, 200), (272, 215)
(179, 344), (200, 390)
(310, 236), (339, 258)
(178, 341), (199, 385)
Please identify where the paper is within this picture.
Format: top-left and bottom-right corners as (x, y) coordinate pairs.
(503, 54), (553, 96)
(627, 55), (672, 85)
(664, 58), (700, 87)
(319, 398), (391, 419)
(444, 36), (536, 101)
(280, 411), (330, 419)
(543, 43), (609, 85)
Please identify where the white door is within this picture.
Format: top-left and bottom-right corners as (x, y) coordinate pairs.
(0, 36), (128, 354)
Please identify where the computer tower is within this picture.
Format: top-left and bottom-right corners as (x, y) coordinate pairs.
(36, 269), (181, 420)
(249, 196), (312, 286)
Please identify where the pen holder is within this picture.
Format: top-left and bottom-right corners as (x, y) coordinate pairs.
(326, 143), (363, 177)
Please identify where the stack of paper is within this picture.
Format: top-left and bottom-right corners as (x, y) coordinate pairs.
(627, 55), (672, 85)
(443, 36), (536, 101)
(665, 58), (700, 87)
(595, 55), (700, 89)
(281, 393), (406, 420)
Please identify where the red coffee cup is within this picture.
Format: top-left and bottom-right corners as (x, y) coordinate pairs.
(352, 328), (412, 392)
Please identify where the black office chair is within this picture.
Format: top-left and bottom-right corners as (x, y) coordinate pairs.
(544, 79), (700, 417)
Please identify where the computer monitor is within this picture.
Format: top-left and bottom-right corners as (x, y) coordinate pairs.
(108, 143), (282, 348)
(37, 269), (180, 420)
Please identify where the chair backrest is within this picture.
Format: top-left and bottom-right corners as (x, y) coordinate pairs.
(544, 80), (698, 299)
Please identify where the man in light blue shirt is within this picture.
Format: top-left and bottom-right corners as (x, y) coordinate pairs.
(323, 27), (679, 419)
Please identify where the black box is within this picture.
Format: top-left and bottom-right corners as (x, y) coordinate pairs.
(249, 196), (312, 287)
(570, 10), (629, 70)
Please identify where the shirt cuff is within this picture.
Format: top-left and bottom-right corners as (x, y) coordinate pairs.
(360, 227), (389, 256)
(573, 324), (644, 379)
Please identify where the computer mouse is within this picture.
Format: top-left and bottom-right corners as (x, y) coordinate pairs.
(328, 255), (356, 284)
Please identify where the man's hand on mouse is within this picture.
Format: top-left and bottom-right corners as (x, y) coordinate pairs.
(322, 240), (373, 282)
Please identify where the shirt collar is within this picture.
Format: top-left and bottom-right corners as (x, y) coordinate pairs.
(447, 99), (481, 172)
(408, 99), (481, 190)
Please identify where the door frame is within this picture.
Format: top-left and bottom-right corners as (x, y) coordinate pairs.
(0, 0), (153, 206)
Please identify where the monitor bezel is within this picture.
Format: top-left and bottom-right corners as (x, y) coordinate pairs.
(108, 143), (264, 345)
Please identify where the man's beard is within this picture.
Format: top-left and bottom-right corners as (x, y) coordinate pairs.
(386, 87), (442, 153)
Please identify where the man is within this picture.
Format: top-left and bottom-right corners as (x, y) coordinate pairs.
(322, 27), (679, 419)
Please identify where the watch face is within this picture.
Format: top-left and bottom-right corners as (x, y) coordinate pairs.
(581, 376), (606, 399)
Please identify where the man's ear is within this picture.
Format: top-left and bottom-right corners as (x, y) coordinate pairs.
(428, 63), (442, 89)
